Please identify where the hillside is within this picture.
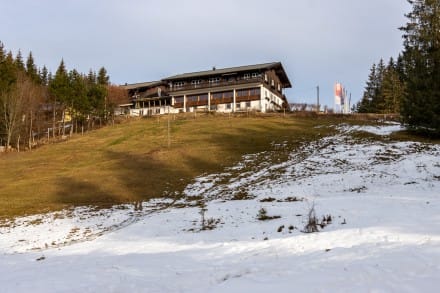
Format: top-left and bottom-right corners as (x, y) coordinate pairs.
(1, 114), (340, 220)
(1, 121), (439, 292)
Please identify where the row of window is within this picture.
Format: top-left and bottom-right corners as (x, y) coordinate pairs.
(172, 72), (264, 89)
(174, 88), (260, 103)
(185, 102), (252, 111)
(236, 88), (261, 97)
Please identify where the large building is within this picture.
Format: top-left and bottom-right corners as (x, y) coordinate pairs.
(123, 62), (291, 116)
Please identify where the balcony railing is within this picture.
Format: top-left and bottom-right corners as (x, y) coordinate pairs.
(211, 97), (233, 105)
(236, 95), (260, 102)
(170, 76), (263, 92)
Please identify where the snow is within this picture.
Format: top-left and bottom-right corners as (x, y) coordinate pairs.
(1, 123), (439, 292)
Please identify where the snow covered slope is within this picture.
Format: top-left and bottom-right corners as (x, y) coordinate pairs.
(1, 124), (439, 292)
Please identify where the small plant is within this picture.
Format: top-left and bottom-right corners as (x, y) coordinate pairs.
(202, 217), (220, 230)
(231, 189), (255, 200)
(257, 207), (268, 220)
(260, 197), (276, 202)
(277, 225), (285, 232)
(278, 196), (303, 202)
(198, 200), (220, 231)
(302, 204), (319, 233)
(257, 207), (281, 221)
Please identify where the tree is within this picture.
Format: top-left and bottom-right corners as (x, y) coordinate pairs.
(26, 52), (40, 84)
(0, 41), (5, 62)
(97, 67), (109, 85)
(14, 50), (25, 72)
(0, 51), (18, 148)
(372, 58), (386, 112)
(381, 58), (405, 113)
(48, 59), (71, 137)
(358, 63), (378, 113)
(400, 0), (440, 134)
(40, 66), (49, 86)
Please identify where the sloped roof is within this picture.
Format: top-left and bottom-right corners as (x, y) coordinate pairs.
(163, 62), (292, 88)
(122, 81), (164, 90)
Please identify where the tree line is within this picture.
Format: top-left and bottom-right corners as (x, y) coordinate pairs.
(0, 41), (128, 151)
(356, 0), (439, 135)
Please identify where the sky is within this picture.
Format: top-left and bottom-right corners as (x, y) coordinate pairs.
(0, 0), (411, 108)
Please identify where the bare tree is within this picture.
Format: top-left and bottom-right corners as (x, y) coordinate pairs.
(0, 72), (39, 150)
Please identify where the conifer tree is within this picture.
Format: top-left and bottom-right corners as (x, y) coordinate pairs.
(381, 58), (405, 114)
(25, 52), (40, 83)
(49, 59), (71, 104)
(40, 66), (49, 86)
(400, 0), (440, 134)
(0, 41), (5, 62)
(97, 67), (109, 85)
(372, 59), (386, 112)
(358, 63), (377, 113)
(14, 50), (25, 72)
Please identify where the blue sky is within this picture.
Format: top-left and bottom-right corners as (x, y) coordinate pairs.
(1, 0), (410, 108)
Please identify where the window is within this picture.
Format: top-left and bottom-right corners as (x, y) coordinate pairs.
(249, 88), (260, 96)
(212, 92), (223, 99)
(236, 89), (249, 97)
(210, 105), (217, 111)
(246, 101), (251, 108)
(209, 77), (220, 84)
(243, 73), (250, 80)
(251, 72), (260, 79)
(155, 108), (161, 114)
(174, 81), (184, 89)
(277, 83), (281, 91)
(271, 79), (275, 87)
(187, 95), (198, 102)
(236, 103), (241, 109)
(199, 94), (208, 101)
(226, 103), (231, 109)
(174, 96), (184, 104)
(264, 74), (268, 82)
(191, 80), (202, 87)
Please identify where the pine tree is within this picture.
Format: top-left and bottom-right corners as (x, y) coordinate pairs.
(14, 50), (25, 72)
(0, 41), (5, 62)
(97, 67), (109, 85)
(25, 52), (40, 83)
(49, 59), (71, 104)
(358, 63), (377, 113)
(372, 59), (386, 112)
(400, 0), (440, 134)
(381, 58), (405, 113)
(40, 66), (49, 86)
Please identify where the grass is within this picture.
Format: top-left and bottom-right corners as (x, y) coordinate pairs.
(1, 112), (419, 221)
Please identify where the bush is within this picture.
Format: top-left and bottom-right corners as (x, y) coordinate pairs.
(302, 204), (319, 233)
(257, 207), (281, 221)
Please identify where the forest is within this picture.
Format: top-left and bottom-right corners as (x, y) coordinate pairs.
(0, 42), (128, 151)
(356, 0), (440, 136)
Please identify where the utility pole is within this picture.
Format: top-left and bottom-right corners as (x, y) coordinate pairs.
(167, 105), (171, 148)
(349, 92), (352, 113)
(316, 85), (320, 113)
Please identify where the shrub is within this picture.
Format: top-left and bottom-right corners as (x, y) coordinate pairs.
(302, 204), (319, 233)
(257, 207), (281, 221)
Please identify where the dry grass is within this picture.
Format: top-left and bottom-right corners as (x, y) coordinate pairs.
(0, 113), (341, 220)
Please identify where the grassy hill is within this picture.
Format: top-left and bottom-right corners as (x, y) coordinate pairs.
(0, 113), (370, 220)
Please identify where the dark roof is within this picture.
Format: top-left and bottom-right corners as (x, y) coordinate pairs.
(163, 62), (292, 88)
(122, 81), (164, 90)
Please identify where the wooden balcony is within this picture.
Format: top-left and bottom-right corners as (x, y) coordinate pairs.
(236, 95), (260, 102)
(170, 76), (262, 92)
(186, 100), (208, 107)
(211, 97), (233, 105)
